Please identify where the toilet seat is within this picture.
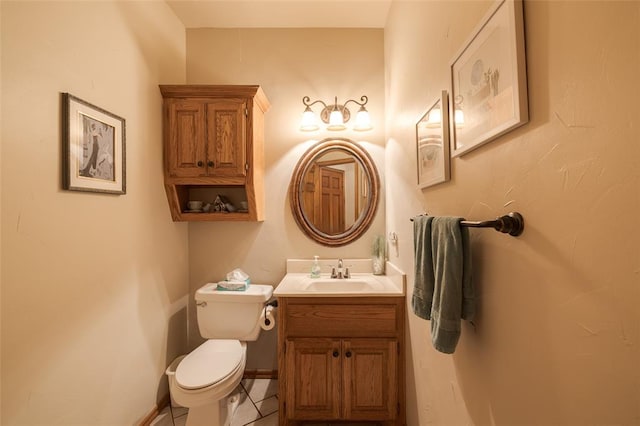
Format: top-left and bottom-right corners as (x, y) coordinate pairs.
(176, 340), (244, 390)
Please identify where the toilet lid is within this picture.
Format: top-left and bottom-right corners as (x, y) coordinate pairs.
(176, 340), (244, 390)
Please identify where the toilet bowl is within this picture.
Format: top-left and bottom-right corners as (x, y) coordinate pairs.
(166, 283), (273, 426)
(167, 340), (247, 426)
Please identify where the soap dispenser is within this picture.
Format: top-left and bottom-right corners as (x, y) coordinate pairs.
(310, 256), (321, 278)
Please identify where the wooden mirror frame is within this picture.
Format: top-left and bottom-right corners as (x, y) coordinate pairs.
(289, 138), (380, 247)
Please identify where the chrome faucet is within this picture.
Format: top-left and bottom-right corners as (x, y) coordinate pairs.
(331, 259), (346, 279)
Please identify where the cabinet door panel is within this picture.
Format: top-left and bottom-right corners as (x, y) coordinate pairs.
(343, 339), (398, 420)
(206, 100), (246, 177)
(167, 101), (206, 178)
(286, 338), (341, 420)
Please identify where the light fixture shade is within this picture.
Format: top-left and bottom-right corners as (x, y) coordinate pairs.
(427, 108), (442, 127)
(353, 106), (372, 131)
(327, 108), (346, 131)
(300, 107), (319, 132)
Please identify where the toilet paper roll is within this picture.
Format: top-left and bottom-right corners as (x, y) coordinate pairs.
(260, 306), (276, 331)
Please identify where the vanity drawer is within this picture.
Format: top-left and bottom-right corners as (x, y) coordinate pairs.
(282, 299), (401, 338)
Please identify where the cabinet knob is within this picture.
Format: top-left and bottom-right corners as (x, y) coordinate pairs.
(207, 161), (214, 167)
(197, 161), (203, 167)
(332, 351), (339, 358)
(345, 351), (352, 358)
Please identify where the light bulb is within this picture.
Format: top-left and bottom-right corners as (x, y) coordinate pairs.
(427, 108), (442, 127)
(300, 107), (319, 132)
(353, 106), (372, 131)
(454, 109), (465, 127)
(327, 107), (346, 131)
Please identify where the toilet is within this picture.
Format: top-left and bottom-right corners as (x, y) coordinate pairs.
(166, 283), (273, 426)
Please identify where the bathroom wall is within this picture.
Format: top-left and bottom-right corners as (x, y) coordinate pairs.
(385, 1), (639, 425)
(0, 2), (3, 419)
(184, 28), (385, 368)
(1, 2), (189, 424)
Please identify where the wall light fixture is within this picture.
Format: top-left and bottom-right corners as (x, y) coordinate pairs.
(299, 95), (372, 132)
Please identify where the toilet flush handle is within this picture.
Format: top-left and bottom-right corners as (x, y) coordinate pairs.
(196, 301), (207, 307)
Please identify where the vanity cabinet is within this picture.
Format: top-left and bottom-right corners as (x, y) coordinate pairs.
(160, 85), (269, 221)
(278, 297), (405, 425)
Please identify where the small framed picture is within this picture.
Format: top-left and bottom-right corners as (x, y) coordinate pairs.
(416, 90), (450, 189)
(449, 0), (528, 156)
(62, 93), (126, 194)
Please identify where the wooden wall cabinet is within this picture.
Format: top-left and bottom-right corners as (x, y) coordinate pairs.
(277, 297), (406, 426)
(160, 85), (269, 221)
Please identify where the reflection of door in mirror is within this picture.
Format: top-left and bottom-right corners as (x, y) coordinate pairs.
(319, 166), (344, 234)
(301, 152), (364, 235)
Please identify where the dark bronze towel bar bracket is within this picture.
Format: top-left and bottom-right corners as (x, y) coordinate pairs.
(411, 212), (525, 237)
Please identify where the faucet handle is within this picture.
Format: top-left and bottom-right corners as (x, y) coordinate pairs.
(344, 267), (351, 279)
(330, 267), (337, 279)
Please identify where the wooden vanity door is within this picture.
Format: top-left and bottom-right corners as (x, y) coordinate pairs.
(343, 339), (398, 421)
(285, 338), (341, 421)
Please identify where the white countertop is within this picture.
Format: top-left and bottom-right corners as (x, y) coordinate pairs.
(274, 260), (406, 297)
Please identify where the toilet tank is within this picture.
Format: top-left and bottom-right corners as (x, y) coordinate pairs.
(195, 283), (273, 341)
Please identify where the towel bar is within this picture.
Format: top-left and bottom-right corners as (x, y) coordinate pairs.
(410, 212), (524, 237)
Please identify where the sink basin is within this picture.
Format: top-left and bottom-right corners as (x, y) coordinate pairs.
(274, 272), (404, 297)
(303, 278), (379, 293)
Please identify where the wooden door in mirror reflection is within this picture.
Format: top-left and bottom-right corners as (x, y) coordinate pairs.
(319, 167), (345, 234)
(302, 161), (350, 235)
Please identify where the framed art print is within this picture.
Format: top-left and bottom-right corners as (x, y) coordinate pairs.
(416, 90), (450, 188)
(449, 0), (528, 157)
(62, 93), (126, 194)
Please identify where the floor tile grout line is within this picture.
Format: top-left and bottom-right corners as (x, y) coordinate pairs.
(169, 379), (278, 425)
(241, 382), (265, 425)
(241, 379), (279, 416)
(240, 379), (280, 425)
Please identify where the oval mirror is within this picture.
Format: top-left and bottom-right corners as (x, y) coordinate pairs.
(289, 138), (380, 247)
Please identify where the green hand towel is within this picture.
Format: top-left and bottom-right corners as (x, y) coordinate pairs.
(412, 216), (474, 354)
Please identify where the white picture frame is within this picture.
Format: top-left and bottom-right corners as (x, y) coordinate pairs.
(449, 0), (528, 157)
(416, 90), (450, 189)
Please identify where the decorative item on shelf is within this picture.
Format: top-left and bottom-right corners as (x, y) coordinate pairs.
(186, 200), (204, 212)
(372, 234), (386, 275)
(213, 195), (235, 212)
(299, 95), (372, 132)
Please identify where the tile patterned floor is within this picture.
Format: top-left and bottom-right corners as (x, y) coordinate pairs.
(151, 378), (278, 426)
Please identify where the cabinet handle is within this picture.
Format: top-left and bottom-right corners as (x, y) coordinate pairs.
(332, 351), (339, 358)
(207, 161), (214, 167)
(345, 351), (352, 358)
(197, 161), (203, 167)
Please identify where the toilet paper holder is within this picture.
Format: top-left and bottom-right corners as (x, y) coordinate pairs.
(263, 299), (278, 327)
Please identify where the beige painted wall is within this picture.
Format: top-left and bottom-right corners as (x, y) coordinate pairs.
(0, 1), (3, 420)
(1, 2), (189, 424)
(385, 1), (640, 425)
(185, 28), (386, 367)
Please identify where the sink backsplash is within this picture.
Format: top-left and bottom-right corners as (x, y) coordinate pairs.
(286, 258), (373, 274)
